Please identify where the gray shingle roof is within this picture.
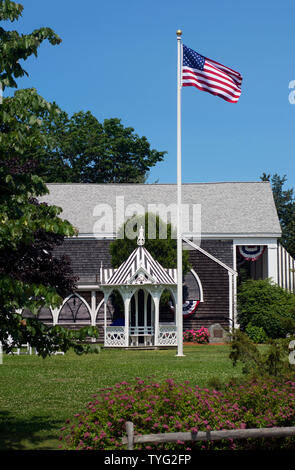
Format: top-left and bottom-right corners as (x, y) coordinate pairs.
(41, 182), (281, 238)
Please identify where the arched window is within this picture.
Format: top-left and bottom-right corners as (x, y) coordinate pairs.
(22, 307), (53, 324)
(58, 294), (91, 324)
(37, 307), (53, 324)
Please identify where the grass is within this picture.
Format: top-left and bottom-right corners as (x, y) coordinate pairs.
(0, 344), (243, 450)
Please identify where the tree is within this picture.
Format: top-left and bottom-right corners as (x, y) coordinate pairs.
(110, 212), (190, 273)
(0, 153), (99, 357)
(261, 173), (295, 257)
(0, 1), (98, 356)
(0, 0), (166, 183)
(28, 110), (166, 184)
(0, 0), (61, 89)
(237, 278), (295, 338)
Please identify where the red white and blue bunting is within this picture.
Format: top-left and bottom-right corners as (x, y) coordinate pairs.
(238, 246), (266, 262)
(169, 300), (200, 319)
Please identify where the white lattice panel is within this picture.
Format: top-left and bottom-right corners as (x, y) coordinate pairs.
(105, 326), (126, 347)
(158, 326), (177, 346)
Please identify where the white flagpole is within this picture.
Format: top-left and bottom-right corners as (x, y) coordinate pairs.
(176, 29), (184, 357)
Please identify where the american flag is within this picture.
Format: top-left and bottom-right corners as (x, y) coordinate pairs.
(182, 45), (242, 103)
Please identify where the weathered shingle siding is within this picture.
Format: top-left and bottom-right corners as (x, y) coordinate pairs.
(184, 241), (232, 331)
(53, 239), (113, 284)
(198, 240), (234, 269)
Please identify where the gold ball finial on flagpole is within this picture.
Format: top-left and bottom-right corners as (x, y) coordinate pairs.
(176, 29), (182, 36)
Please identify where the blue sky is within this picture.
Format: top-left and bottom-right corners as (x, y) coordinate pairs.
(5, 0), (295, 190)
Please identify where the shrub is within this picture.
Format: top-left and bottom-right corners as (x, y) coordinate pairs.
(237, 278), (295, 338)
(245, 324), (268, 344)
(183, 327), (210, 344)
(59, 376), (295, 451)
(230, 330), (293, 378)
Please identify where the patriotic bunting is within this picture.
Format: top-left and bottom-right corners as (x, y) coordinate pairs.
(169, 300), (200, 319)
(238, 246), (266, 262)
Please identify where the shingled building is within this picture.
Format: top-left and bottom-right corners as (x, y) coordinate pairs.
(30, 181), (284, 347)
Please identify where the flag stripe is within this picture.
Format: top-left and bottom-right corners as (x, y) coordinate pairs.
(183, 69), (241, 100)
(183, 67), (240, 94)
(182, 83), (240, 103)
(182, 79), (240, 103)
(182, 75), (241, 99)
(183, 83), (240, 103)
(205, 62), (242, 87)
(207, 57), (242, 79)
(182, 44), (242, 103)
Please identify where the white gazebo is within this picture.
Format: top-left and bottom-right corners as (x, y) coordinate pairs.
(100, 227), (178, 348)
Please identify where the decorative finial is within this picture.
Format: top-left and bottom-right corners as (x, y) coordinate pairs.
(137, 225), (145, 246)
(176, 29), (182, 36)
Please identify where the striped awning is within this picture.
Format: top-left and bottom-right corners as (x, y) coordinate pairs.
(101, 246), (177, 286)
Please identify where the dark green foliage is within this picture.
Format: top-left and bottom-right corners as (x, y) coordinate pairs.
(237, 278), (295, 338)
(110, 212), (190, 274)
(1, 2), (166, 187)
(38, 112), (166, 184)
(261, 173), (295, 258)
(245, 324), (268, 344)
(0, 1), (100, 355)
(230, 330), (264, 375)
(230, 330), (293, 378)
(0, 0), (61, 90)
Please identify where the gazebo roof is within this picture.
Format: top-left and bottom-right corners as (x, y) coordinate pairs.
(100, 230), (177, 286)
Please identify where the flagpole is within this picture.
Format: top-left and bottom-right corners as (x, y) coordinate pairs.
(176, 29), (184, 357)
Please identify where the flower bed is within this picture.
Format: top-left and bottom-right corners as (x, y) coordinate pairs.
(59, 377), (295, 450)
(183, 327), (210, 344)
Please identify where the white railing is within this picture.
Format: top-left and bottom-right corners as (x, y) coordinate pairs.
(105, 325), (178, 347)
(129, 326), (154, 347)
(105, 326), (126, 347)
(129, 326), (154, 336)
(157, 325), (177, 346)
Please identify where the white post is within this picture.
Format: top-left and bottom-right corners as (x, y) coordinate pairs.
(104, 300), (107, 346)
(228, 272), (233, 333)
(91, 290), (96, 327)
(124, 296), (131, 347)
(267, 242), (278, 284)
(154, 294), (160, 347)
(176, 29), (184, 357)
(52, 307), (59, 326)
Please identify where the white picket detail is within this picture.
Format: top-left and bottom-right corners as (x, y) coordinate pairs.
(157, 325), (177, 346)
(105, 326), (126, 347)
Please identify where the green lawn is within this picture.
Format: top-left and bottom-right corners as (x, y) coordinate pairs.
(0, 345), (243, 450)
